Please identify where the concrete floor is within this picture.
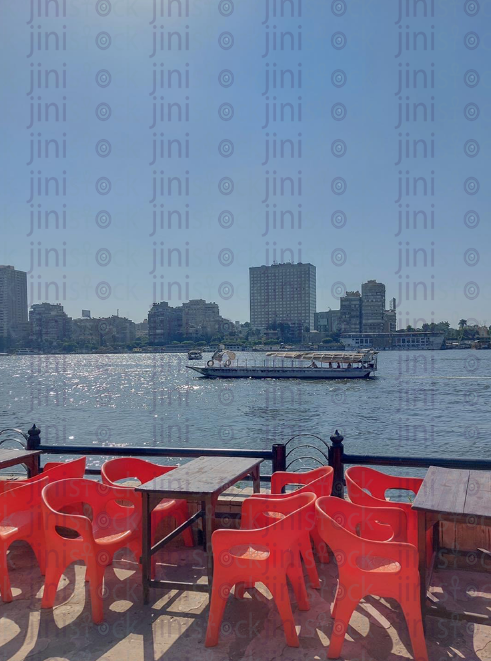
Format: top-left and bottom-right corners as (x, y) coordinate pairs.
(1, 541), (491, 661)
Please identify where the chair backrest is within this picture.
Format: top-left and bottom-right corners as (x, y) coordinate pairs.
(42, 478), (142, 533)
(0, 476), (49, 518)
(316, 496), (406, 548)
(253, 492), (317, 549)
(101, 457), (176, 487)
(1, 457), (86, 493)
(271, 466), (333, 497)
(346, 466), (420, 507)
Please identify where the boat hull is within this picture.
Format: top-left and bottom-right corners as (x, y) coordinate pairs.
(186, 366), (374, 379)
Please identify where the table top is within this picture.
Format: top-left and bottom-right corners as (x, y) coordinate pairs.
(412, 466), (491, 519)
(136, 455), (263, 498)
(0, 448), (42, 469)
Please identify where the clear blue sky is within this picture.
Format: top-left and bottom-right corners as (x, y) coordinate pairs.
(1, 0), (489, 327)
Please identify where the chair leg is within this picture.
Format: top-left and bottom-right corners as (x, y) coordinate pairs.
(286, 550), (310, 611)
(311, 528), (330, 564)
(328, 597), (357, 659)
(31, 542), (46, 576)
(87, 562), (106, 624)
(401, 598), (429, 661)
(269, 577), (300, 647)
(299, 534), (320, 589)
(330, 582), (344, 619)
(0, 550), (13, 603)
(205, 581), (232, 647)
(41, 562), (66, 608)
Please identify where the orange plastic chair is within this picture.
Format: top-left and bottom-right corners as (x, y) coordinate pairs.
(101, 457), (193, 548)
(242, 466), (334, 588)
(316, 496), (428, 661)
(271, 466), (334, 565)
(205, 492), (316, 648)
(0, 457), (86, 494)
(41, 478), (142, 623)
(0, 477), (49, 602)
(345, 466), (433, 567)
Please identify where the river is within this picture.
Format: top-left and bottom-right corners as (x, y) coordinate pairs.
(0, 350), (488, 472)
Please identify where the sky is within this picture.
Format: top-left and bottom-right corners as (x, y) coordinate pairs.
(1, 0), (490, 327)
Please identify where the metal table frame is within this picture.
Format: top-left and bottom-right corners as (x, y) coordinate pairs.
(137, 457), (262, 603)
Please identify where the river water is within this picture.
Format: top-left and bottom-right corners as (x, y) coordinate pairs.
(0, 351), (488, 473)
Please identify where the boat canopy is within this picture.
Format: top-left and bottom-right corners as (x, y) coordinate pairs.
(265, 351), (377, 362)
(212, 350), (236, 362)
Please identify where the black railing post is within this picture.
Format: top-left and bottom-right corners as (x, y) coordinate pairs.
(272, 443), (286, 473)
(328, 430), (345, 498)
(26, 424), (41, 450)
(26, 424), (41, 473)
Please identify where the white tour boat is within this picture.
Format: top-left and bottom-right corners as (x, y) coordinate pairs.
(186, 350), (378, 379)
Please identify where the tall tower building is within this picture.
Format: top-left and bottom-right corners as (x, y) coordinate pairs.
(0, 266), (28, 342)
(249, 262), (316, 338)
(361, 280), (386, 333)
(339, 291), (362, 333)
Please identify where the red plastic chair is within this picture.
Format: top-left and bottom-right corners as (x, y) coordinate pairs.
(242, 466), (334, 588)
(101, 457), (193, 548)
(316, 496), (428, 661)
(0, 457), (86, 494)
(0, 477), (49, 602)
(345, 466), (433, 566)
(205, 492), (316, 648)
(41, 478), (142, 623)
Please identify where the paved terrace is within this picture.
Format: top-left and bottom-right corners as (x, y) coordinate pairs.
(1, 487), (491, 661)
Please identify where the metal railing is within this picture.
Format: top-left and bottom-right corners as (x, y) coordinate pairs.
(22, 424), (491, 497)
(25, 425), (286, 480)
(0, 428), (27, 449)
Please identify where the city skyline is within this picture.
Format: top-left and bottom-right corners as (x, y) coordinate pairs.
(1, 261), (485, 332)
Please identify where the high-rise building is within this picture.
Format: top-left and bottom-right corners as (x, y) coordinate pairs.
(148, 302), (183, 344)
(339, 291), (362, 333)
(30, 303), (71, 346)
(249, 262), (316, 337)
(182, 299), (224, 338)
(361, 280), (386, 333)
(0, 266), (28, 344)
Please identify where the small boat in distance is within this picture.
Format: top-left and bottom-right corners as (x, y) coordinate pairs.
(187, 349), (203, 360)
(186, 350), (378, 379)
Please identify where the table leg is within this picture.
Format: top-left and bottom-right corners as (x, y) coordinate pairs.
(142, 492), (151, 605)
(25, 455), (39, 477)
(251, 466), (260, 493)
(205, 496), (215, 583)
(201, 500), (207, 552)
(418, 511), (427, 617)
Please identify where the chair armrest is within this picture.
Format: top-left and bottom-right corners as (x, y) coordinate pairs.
(355, 539), (419, 572)
(357, 506), (408, 542)
(240, 494), (288, 529)
(211, 525), (275, 555)
(97, 484), (143, 519)
(242, 492), (312, 520)
(42, 506), (95, 543)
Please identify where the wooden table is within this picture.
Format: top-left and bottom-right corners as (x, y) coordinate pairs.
(413, 466), (491, 624)
(136, 455), (263, 603)
(0, 448), (41, 477)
